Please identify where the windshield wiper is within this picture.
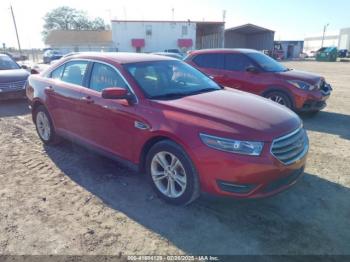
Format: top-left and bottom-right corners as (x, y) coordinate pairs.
(186, 88), (219, 95)
(151, 92), (189, 100)
(151, 88), (219, 100)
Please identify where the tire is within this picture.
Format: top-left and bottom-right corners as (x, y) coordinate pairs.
(264, 91), (293, 110)
(145, 140), (200, 205)
(34, 105), (60, 145)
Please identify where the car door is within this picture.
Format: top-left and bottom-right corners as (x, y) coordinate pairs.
(77, 61), (138, 160)
(44, 60), (90, 136)
(222, 53), (258, 92)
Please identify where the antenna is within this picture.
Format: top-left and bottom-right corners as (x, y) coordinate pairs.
(171, 8), (174, 21)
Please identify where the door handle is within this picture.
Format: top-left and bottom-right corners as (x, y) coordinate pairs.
(45, 86), (55, 93)
(81, 96), (94, 104)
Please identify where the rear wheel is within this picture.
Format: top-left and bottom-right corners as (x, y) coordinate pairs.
(264, 91), (293, 110)
(145, 140), (200, 205)
(34, 105), (60, 145)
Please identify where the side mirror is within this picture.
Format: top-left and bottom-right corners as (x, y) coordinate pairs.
(30, 68), (40, 74)
(101, 87), (136, 104)
(21, 65), (28, 70)
(246, 66), (259, 73)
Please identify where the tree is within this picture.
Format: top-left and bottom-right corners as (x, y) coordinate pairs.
(42, 6), (108, 40)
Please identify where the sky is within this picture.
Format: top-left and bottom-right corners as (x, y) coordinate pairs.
(1, 0), (350, 49)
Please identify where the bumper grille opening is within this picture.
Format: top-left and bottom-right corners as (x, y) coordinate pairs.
(271, 127), (308, 165)
(263, 167), (304, 193)
(217, 180), (256, 194)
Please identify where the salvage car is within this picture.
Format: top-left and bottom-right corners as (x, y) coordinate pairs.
(0, 53), (30, 100)
(26, 53), (308, 205)
(185, 49), (332, 113)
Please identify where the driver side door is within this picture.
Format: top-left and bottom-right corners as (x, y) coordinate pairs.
(77, 62), (138, 161)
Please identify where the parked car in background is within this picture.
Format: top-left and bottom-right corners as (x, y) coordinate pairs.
(315, 47), (338, 62)
(43, 50), (63, 64)
(152, 52), (183, 59)
(164, 49), (182, 54)
(185, 49), (332, 114)
(26, 52), (308, 205)
(0, 54), (30, 100)
(338, 49), (348, 58)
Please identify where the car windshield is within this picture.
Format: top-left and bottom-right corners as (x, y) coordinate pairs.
(0, 55), (20, 70)
(247, 52), (288, 72)
(124, 60), (221, 99)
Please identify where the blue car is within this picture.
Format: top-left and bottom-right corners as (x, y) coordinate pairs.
(0, 54), (29, 100)
(43, 50), (63, 64)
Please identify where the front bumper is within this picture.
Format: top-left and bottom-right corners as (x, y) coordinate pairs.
(194, 141), (308, 199)
(296, 83), (332, 112)
(0, 89), (26, 100)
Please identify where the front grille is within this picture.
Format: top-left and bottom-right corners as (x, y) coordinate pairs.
(271, 127), (308, 165)
(0, 80), (26, 91)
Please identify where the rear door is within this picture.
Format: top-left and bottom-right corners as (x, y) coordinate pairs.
(222, 53), (256, 91)
(191, 53), (226, 84)
(46, 60), (90, 136)
(77, 61), (137, 160)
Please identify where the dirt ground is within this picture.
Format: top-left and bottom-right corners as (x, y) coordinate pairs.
(0, 61), (349, 256)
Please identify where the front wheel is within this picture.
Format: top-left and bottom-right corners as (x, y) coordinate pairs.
(145, 140), (200, 205)
(264, 91), (293, 110)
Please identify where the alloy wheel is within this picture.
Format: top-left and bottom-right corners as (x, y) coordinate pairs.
(150, 151), (187, 198)
(36, 111), (51, 141)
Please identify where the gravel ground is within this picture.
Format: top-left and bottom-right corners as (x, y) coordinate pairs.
(0, 61), (349, 256)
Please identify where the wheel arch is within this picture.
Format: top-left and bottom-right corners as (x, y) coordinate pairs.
(31, 99), (45, 122)
(261, 86), (295, 109)
(138, 132), (196, 174)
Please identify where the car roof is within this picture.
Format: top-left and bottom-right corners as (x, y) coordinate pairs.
(188, 48), (260, 55)
(65, 52), (176, 64)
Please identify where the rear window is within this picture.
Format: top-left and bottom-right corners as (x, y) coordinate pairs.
(61, 61), (88, 86)
(192, 54), (224, 69)
(224, 53), (254, 71)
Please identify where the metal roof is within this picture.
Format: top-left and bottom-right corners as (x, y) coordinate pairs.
(45, 30), (113, 45)
(225, 23), (274, 34)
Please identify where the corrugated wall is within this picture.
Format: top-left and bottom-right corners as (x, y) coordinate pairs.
(225, 31), (274, 50)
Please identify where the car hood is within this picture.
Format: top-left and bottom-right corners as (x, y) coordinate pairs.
(277, 69), (323, 84)
(0, 69), (29, 83)
(153, 89), (301, 142)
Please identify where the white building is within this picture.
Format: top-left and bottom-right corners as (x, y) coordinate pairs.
(338, 27), (350, 50)
(111, 20), (225, 53)
(303, 35), (339, 53)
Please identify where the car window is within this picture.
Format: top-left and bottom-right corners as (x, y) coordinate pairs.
(224, 53), (254, 71)
(0, 55), (20, 70)
(192, 54), (224, 69)
(89, 63), (128, 92)
(61, 61), (88, 86)
(50, 65), (65, 80)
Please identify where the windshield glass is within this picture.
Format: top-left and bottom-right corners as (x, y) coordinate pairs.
(247, 52), (288, 72)
(0, 55), (20, 70)
(124, 60), (221, 99)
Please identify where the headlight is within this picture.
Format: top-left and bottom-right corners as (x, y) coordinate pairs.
(287, 80), (315, 90)
(199, 133), (264, 156)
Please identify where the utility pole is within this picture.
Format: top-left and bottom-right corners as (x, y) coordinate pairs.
(10, 5), (22, 55)
(321, 23), (329, 48)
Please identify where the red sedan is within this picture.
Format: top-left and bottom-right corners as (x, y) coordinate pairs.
(185, 49), (332, 113)
(26, 53), (308, 205)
